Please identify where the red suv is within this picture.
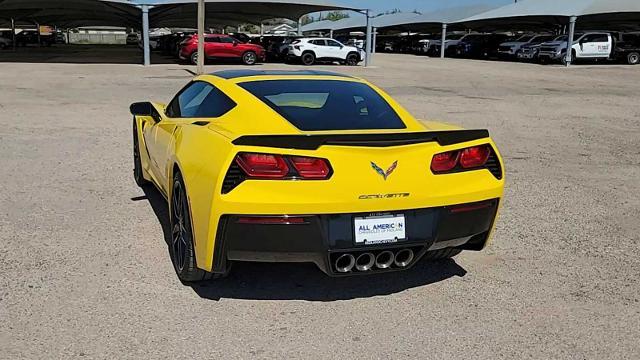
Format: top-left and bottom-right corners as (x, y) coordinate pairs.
(179, 34), (265, 65)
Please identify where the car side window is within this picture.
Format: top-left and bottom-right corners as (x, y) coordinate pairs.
(220, 37), (235, 44)
(205, 36), (220, 43)
(310, 40), (327, 46)
(592, 34), (608, 43)
(326, 40), (342, 47)
(166, 81), (237, 118)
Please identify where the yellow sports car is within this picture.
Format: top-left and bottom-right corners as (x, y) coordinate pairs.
(130, 70), (504, 281)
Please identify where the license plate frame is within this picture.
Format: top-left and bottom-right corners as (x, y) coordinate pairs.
(354, 214), (406, 245)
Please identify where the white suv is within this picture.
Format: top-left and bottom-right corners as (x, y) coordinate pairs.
(287, 38), (363, 66)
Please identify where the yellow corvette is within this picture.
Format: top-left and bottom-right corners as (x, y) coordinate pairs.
(130, 70), (504, 281)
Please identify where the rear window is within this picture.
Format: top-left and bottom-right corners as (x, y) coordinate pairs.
(239, 80), (406, 131)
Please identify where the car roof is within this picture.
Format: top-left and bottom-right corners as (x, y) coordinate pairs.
(211, 70), (354, 80)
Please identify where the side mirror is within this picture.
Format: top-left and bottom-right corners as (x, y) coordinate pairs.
(233, 40), (238, 46)
(130, 102), (162, 123)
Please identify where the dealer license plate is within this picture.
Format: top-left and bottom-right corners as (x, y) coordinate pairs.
(354, 214), (406, 245)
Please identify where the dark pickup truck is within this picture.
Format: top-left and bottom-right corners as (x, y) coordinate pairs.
(613, 33), (640, 65)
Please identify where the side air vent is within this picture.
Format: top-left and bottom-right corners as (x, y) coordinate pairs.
(221, 162), (245, 194)
(485, 151), (503, 180)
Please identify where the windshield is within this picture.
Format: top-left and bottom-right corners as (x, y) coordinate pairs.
(517, 35), (534, 42)
(239, 80), (406, 131)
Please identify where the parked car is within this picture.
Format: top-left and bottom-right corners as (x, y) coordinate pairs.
(538, 32), (611, 65)
(413, 38), (432, 55)
(517, 34), (561, 61)
(54, 31), (66, 44)
(263, 36), (300, 62)
(612, 33), (640, 65)
(179, 33), (266, 65)
(498, 34), (554, 59)
(126, 33), (139, 45)
(454, 34), (511, 59)
(0, 35), (11, 49)
(287, 38), (363, 66)
(427, 34), (465, 57)
(15, 30), (54, 47)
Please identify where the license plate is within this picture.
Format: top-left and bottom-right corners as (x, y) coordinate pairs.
(354, 214), (406, 245)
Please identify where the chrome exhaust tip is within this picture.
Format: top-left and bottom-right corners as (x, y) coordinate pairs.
(394, 249), (414, 268)
(335, 254), (356, 273)
(355, 253), (375, 272)
(375, 251), (394, 269)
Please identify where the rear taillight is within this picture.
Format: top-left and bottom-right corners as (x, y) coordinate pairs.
(459, 146), (491, 168)
(235, 153), (289, 178)
(233, 152), (332, 180)
(431, 151), (459, 172)
(290, 156), (331, 179)
(431, 144), (492, 174)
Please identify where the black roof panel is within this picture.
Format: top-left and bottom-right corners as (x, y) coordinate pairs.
(211, 69), (353, 79)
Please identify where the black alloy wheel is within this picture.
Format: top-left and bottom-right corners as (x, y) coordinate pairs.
(301, 52), (315, 66)
(346, 53), (359, 66)
(133, 122), (149, 187)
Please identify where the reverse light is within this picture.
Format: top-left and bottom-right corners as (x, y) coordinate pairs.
(235, 153), (289, 178)
(236, 216), (308, 225)
(290, 156), (331, 179)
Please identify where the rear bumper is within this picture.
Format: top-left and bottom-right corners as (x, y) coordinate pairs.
(210, 199), (500, 276)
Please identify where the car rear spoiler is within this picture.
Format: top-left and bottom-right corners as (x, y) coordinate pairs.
(232, 129), (490, 150)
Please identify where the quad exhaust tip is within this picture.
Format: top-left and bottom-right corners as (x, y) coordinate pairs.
(355, 253), (375, 272)
(375, 251), (395, 269)
(335, 253), (356, 273)
(394, 249), (414, 268)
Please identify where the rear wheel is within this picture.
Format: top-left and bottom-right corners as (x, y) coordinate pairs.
(242, 51), (257, 65)
(301, 52), (315, 66)
(133, 121), (149, 187)
(345, 52), (359, 66)
(190, 51), (199, 65)
(170, 171), (223, 282)
(423, 248), (462, 261)
(561, 50), (574, 65)
(627, 52), (640, 65)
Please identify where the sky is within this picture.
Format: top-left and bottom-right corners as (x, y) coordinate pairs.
(337, 0), (513, 14)
(143, 0), (515, 16)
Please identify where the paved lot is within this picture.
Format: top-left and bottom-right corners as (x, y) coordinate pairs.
(1, 47), (639, 359)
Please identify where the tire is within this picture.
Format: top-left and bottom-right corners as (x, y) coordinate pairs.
(170, 171), (223, 282)
(345, 52), (359, 66)
(561, 50), (574, 66)
(627, 52), (640, 65)
(242, 51), (257, 65)
(423, 248), (462, 261)
(190, 51), (198, 66)
(301, 51), (315, 66)
(133, 121), (149, 187)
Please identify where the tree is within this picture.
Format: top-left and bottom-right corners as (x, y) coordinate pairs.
(325, 11), (350, 21)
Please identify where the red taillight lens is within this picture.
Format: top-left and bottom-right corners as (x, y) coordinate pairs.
(459, 145), (491, 169)
(431, 151), (460, 172)
(290, 156), (331, 179)
(235, 153), (289, 178)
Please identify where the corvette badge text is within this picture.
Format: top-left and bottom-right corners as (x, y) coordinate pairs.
(359, 193), (410, 200)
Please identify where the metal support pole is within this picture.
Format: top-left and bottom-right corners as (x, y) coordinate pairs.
(11, 18), (16, 51)
(141, 5), (150, 66)
(260, 22), (264, 36)
(566, 16), (577, 67)
(297, 17), (303, 36)
(372, 27), (377, 54)
(440, 23), (447, 58)
(35, 22), (41, 47)
(364, 9), (372, 67)
(197, 0), (205, 74)
(329, 29), (333, 39)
